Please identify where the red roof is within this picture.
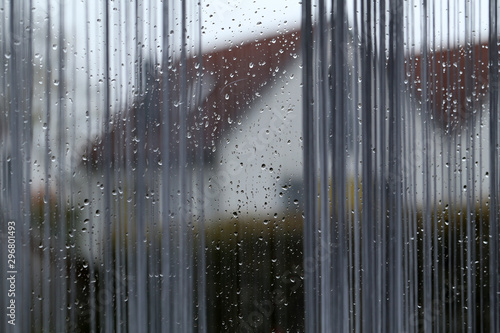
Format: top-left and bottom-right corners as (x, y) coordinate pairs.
(83, 31), (487, 170)
(410, 43), (489, 130)
(83, 30), (301, 168)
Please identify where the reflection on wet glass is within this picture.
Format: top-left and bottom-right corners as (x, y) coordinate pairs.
(1, 0), (499, 332)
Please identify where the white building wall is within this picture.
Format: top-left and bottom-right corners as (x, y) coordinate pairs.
(210, 55), (494, 220)
(207, 59), (303, 219)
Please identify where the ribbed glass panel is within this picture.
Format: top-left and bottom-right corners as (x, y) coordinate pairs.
(1, 1), (499, 332)
(302, 0), (500, 332)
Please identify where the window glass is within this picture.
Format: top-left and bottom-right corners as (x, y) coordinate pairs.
(1, 0), (499, 332)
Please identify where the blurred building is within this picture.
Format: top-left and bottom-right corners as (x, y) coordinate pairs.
(82, 29), (494, 230)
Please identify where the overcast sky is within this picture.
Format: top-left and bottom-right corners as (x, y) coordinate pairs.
(201, 0), (490, 53)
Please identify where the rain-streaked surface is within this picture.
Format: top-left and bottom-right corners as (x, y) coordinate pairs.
(303, 0), (499, 332)
(0, 0), (499, 332)
(2, 0), (208, 331)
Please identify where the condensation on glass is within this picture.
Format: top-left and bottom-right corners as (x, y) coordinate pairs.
(0, 0), (499, 332)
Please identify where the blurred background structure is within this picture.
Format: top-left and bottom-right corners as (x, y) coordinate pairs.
(1, 0), (499, 332)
